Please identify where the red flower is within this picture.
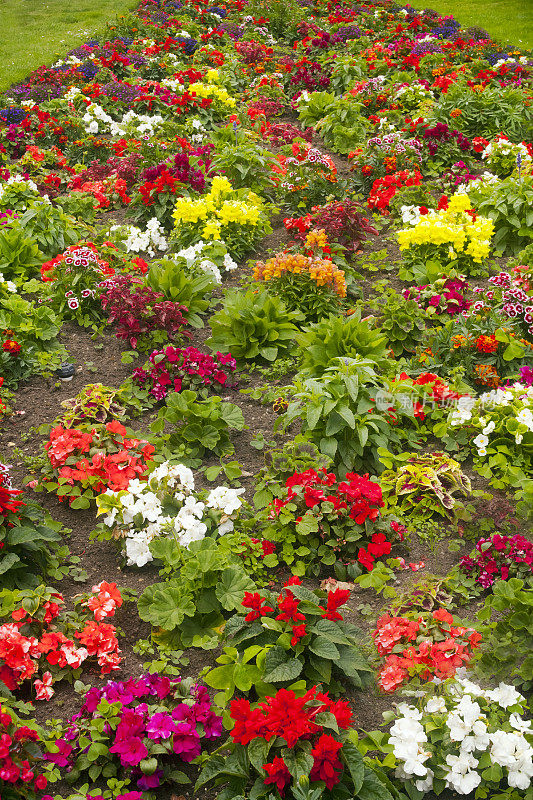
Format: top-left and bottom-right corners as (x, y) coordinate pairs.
(321, 588), (350, 621)
(290, 624), (307, 646)
(2, 340), (21, 355)
(241, 592), (274, 622)
(309, 734), (343, 789)
(263, 757), (291, 794)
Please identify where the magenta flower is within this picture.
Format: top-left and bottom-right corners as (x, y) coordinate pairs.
(172, 723), (201, 762)
(146, 712), (176, 740)
(109, 735), (148, 767)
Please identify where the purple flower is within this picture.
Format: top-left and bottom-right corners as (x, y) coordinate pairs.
(146, 712), (176, 740)
(137, 770), (163, 790)
(203, 711), (224, 739)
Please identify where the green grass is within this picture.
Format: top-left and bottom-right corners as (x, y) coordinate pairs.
(406, 0), (533, 50)
(0, 0), (139, 93)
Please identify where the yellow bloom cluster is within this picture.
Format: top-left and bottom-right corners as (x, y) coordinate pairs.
(397, 194), (494, 264)
(172, 176), (263, 240)
(189, 82), (236, 108)
(254, 252), (347, 297)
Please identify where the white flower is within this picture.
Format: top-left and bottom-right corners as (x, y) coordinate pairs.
(125, 533), (153, 567)
(207, 486), (245, 515)
(482, 420), (495, 434)
(473, 433), (489, 449)
(487, 683), (524, 709)
(425, 696), (446, 713)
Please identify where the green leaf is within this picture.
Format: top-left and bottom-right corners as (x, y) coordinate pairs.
(359, 769), (394, 800)
(309, 637), (340, 661)
(341, 740), (365, 793)
(263, 646), (303, 683)
(215, 568), (255, 611)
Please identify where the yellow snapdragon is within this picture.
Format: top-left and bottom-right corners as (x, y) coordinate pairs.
(189, 82), (236, 108)
(397, 194), (493, 264)
(172, 178), (264, 241)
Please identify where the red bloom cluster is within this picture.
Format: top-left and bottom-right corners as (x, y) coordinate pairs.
(241, 577), (350, 646)
(45, 420), (154, 494)
(393, 371), (464, 420)
(0, 706), (47, 795)
(275, 468), (383, 523)
(40, 242), (115, 283)
(0, 582), (123, 698)
(373, 608), (482, 692)
(231, 685), (351, 792)
(368, 169), (422, 212)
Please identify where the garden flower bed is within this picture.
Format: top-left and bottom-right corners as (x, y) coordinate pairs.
(0, 1), (532, 799)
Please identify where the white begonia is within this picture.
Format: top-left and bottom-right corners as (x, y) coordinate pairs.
(125, 531), (153, 567)
(486, 683), (524, 709)
(425, 696), (446, 713)
(206, 486), (245, 515)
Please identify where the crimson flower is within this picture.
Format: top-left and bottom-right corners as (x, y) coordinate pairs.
(263, 756), (292, 794)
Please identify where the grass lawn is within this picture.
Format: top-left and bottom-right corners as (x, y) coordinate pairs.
(405, 0), (533, 50)
(0, 0), (139, 93)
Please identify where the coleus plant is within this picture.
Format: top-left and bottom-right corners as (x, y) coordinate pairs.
(205, 576), (373, 706)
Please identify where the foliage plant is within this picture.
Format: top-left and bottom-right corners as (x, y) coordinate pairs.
(478, 577), (533, 689)
(0, 469), (80, 590)
(206, 289), (303, 365)
(284, 199), (378, 256)
(467, 171), (533, 256)
(146, 256), (215, 328)
(369, 286), (427, 356)
(277, 357), (411, 474)
(378, 451), (472, 521)
(151, 389), (245, 462)
(0, 295), (66, 387)
(100, 274), (190, 351)
(206, 576), (373, 705)
(44, 675), (223, 793)
(137, 537), (256, 650)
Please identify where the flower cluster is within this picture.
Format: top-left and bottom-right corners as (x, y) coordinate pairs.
(253, 249), (346, 298)
(95, 461), (244, 567)
(230, 686), (352, 791)
(403, 276), (471, 316)
(268, 468), (401, 574)
(132, 344), (236, 401)
(373, 608), (481, 692)
(42, 420), (154, 502)
(389, 676), (533, 795)
(368, 169), (422, 212)
(0, 583), (123, 697)
(284, 198), (378, 253)
(459, 533), (533, 588)
(0, 703), (47, 797)
(45, 675), (222, 792)
(397, 193), (494, 271)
